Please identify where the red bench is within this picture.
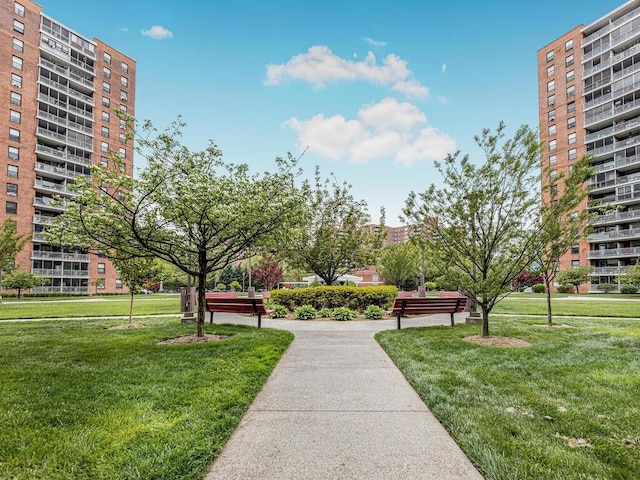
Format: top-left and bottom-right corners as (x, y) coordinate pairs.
(205, 295), (273, 328)
(389, 296), (467, 330)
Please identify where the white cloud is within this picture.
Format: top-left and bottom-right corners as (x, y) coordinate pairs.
(141, 25), (173, 40)
(284, 97), (455, 166)
(265, 45), (428, 98)
(442, 63), (446, 73)
(362, 37), (387, 47)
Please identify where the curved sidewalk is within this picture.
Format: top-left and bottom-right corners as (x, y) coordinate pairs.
(205, 314), (483, 480)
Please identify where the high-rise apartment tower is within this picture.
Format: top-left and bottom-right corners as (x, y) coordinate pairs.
(1, 0), (135, 293)
(538, 0), (640, 292)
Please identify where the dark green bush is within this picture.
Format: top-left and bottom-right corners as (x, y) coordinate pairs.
(318, 307), (333, 318)
(532, 283), (545, 293)
(271, 286), (397, 312)
(620, 284), (639, 294)
(557, 284), (574, 294)
(596, 283), (615, 293)
(363, 304), (385, 319)
(270, 304), (288, 318)
(331, 307), (356, 321)
(294, 305), (317, 320)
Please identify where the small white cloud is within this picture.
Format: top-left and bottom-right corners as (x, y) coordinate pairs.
(284, 97), (455, 166)
(141, 25), (173, 40)
(442, 63), (446, 73)
(362, 37), (387, 47)
(391, 80), (429, 99)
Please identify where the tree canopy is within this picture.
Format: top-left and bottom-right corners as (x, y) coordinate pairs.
(556, 266), (593, 294)
(378, 243), (419, 289)
(0, 218), (29, 302)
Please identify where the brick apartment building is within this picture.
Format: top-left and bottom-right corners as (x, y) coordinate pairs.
(538, 0), (640, 292)
(0, 0), (135, 293)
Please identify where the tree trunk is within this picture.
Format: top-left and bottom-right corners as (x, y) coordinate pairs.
(196, 273), (206, 337)
(481, 306), (490, 337)
(17, 288), (22, 300)
(0, 269), (3, 304)
(129, 290), (134, 325)
(545, 278), (553, 327)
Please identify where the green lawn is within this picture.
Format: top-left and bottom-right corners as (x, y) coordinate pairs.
(377, 317), (640, 480)
(0, 318), (293, 479)
(494, 298), (640, 318)
(0, 295), (180, 320)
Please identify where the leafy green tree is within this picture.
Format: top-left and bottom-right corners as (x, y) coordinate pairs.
(228, 280), (241, 292)
(111, 254), (156, 325)
(535, 155), (593, 325)
(379, 243), (419, 289)
(252, 254), (283, 291)
(0, 219), (29, 303)
(48, 116), (307, 337)
(286, 168), (384, 286)
(620, 263), (640, 288)
(556, 266), (593, 294)
(2, 270), (48, 299)
(152, 260), (188, 291)
(403, 123), (543, 337)
(216, 264), (246, 290)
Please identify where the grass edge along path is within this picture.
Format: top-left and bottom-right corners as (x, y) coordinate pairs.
(0, 317), (293, 480)
(376, 317), (640, 480)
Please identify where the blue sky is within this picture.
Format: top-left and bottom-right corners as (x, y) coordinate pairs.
(38, 0), (624, 225)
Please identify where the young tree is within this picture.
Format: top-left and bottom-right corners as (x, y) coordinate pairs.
(2, 270), (48, 299)
(252, 254), (283, 291)
(403, 123), (543, 337)
(535, 154), (593, 325)
(556, 266), (593, 294)
(378, 243), (419, 289)
(48, 116), (307, 337)
(620, 263), (640, 288)
(0, 218), (29, 303)
(110, 254), (156, 325)
(286, 167), (384, 286)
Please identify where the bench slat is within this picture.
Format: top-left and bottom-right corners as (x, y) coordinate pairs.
(205, 296), (270, 328)
(390, 296), (467, 329)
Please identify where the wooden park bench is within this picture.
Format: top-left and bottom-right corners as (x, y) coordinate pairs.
(389, 295), (467, 330)
(205, 295), (273, 328)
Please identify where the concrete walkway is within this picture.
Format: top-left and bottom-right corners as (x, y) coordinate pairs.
(204, 313), (483, 480)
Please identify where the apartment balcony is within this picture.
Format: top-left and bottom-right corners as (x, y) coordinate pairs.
(585, 79), (640, 111)
(33, 197), (66, 211)
(590, 266), (629, 275)
(588, 246), (640, 259)
(613, 152), (640, 173)
(583, 42), (640, 80)
(585, 98), (640, 128)
(33, 269), (90, 278)
(36, 128), (92, 152)
(35, 144), (92, 167)
(589, 173), (640, 194)
(69, 56), (95, 75)
(31, 251), (90, 262)
(34, 179), (76, 197)
(40, 58), (94, 93)
(590, 208), (640, 225)
(589, 227), (640, 242)
(582, 41), (611, 63)
(593, 162), (615, 173)
(587, 134), (640, 160)
(32, 286), (89, 294)
(33, 214), (55, 225)
(611, 23), (640, 51)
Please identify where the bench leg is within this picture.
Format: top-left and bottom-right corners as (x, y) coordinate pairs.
(397, 314), (401, 330)
(450, 312), (454, 327)
(209, 311), (213, 324)
(257, 313), (262, 329)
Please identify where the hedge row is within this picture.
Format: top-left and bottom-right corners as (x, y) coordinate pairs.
(270, 286), (398, 312)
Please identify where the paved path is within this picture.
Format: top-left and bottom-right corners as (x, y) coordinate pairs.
(205, 313), (483, 480)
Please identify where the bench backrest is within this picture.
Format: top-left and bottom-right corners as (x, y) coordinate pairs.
(391, 296), (467, 315)
(205, 296), (268, 314)
(207, 292), (239, 297)
(439, 291), (462, 298)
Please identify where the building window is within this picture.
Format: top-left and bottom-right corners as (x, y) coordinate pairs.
(101, 141), (109, 152)
(118, 147), (126, 158)
(550, 185), (558, 195)
(102, 82), (110, 93)
(121, 62), (128, 73)
(571, 260), (580, 267)
(548, 109), (556, 121)
(8, 147), (19, 160)
(119, 105), (127, 112)
(547, 65), (554, 77)
(546, 50), (554, 62)
(119, 133), (126, 143)
(101, 126), (109, 137)
(103, 67), (111, 78)
(121, 76), (128, 87)
(568, 148), (577, 160)
(6, 183), (18, 196)
(102, 96), (110, 107)
(119, 119), (126, 129)
(566, 54), (574, 67)
(7, 165), (18, 178)
(549, 154), (557, 165)
(96, 278), (105, 289)
(547, 80), (555, 92)
(104, 52), (111, 64)
(566, 85), (575, 98)
(115, 279), (123, 289)
(566, 70), (574, 82)
(568, 116), (576, 129)
(567, 101), (575, 113)
(9, 110), (20, 124)
(97, 263), (106, 274)
(10, 91), (21, 105)
(12, 56), (23, 70)
(13, 38), (23, 52)
(13, 20), (24, 34)
(571, 245), (579, 255)
(100, 156), (108, 166)
(548, 95), (555, 107)
(550, 169), (558, 179)
(14, 2), (25, 16)
(102, 111), (110, 122)
(549, 139), (557, 151)
(11, 73), (22, 88)
(6, 202), (17, 215)
(565, 39), (573, 51)
(548, 124), (557, 136)
(568, 132), (577, 144)
(9, 128), (20, 141)
(120, 90), (128, 101)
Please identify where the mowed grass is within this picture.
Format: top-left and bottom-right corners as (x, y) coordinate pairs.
(0, 318), (293, 479)
(0, 295), (180, 320)
(494, 297), (640, 318)
(377, 317), (640, 480)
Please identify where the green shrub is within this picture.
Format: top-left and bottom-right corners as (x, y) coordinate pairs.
(294, 305), (317, 320)
(424, 282), (437, 291)
(271, 286), (398, 312)
(364, 304), (385, 319)
(532, 283), (545, 293)
(557, 284), (574, 294)
(270, 304), (288, 318)
(216, 283), (226, 291)
(597, 283), (615, 293)
(331, 307), (356, 321)
(309, 280), (322, 288)
(318, 307), (333, 318)
(229, 280), (241, 291)
(620, 284), (639, 294)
